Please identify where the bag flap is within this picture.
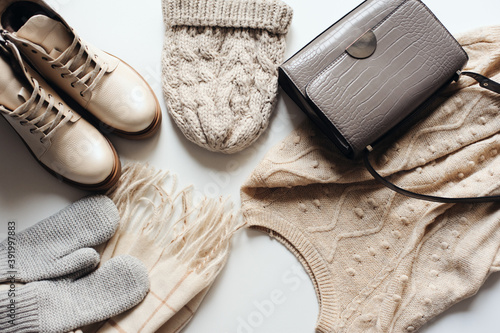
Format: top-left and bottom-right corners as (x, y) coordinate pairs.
(280, 0), (405, 95)
(305, 0), (468, 156)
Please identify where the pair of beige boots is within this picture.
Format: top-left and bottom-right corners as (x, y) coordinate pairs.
(0, 0), (162, 191)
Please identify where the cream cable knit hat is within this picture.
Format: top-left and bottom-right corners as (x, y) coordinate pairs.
(162, 0), (293, 154)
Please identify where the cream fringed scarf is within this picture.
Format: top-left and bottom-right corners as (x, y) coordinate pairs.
(242, 26), (500, 332)
(77, 162), (241, 333)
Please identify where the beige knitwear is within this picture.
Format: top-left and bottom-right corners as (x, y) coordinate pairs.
(162, 0), (293, 154)
(75, 163), (241, 333)
(241, 26), (500, 333)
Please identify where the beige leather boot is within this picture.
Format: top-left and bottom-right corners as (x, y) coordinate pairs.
(0, 0), (161, 139)
(0, 40), (121, 191)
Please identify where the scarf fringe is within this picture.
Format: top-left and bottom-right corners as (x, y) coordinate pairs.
(106, 162), (241, 278)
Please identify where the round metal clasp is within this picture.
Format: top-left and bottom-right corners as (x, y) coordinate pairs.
(346, 30), (377, 59)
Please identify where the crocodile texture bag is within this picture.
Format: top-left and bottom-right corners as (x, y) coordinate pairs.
(279, 0), (500, 203)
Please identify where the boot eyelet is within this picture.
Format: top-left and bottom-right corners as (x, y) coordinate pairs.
(31, 49), (37, 54)
(80, 92), (84, 97)
(42, 57), (48, 61)
(40, 138), (44, 143)
(29, 129), (35, 134)
(61, 73), (65, 78)
(71, 82), (75, 88)
(22, 43), (28, 47)
(51, 65), (56, 69)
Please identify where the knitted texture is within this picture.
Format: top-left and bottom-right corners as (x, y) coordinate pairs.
(0, 195), (119, 283)
(163, 0), (292, 33)
(162, 0), (293, 154)
(78, 162), (241, 333)
(241, 26), (500, 333)
(0, 255), (149, 333)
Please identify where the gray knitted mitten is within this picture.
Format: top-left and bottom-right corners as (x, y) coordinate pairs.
(0, 195), (119, 283)
(162, 0), (293, 154)
(0, 255), (149, 333)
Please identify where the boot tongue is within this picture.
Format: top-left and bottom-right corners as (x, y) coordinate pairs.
(17, 87), (33, 104)
(16, 14), (102, 81)
(16, 15), (73, 56)
(0, 57), (28, 110)
(0, 56), (57, 124)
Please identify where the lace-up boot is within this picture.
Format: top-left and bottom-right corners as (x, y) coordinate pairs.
(0, 40), (120, 190)
(0, 0), (161, 139)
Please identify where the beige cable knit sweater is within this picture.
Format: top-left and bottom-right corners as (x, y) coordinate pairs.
(241, 26), (500, 333)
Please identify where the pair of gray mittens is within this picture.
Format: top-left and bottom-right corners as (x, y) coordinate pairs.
(0, 195), (149, 333)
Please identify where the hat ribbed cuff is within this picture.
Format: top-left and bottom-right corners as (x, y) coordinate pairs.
(163, 0), (293, 34)
(0, 284), (39, 333)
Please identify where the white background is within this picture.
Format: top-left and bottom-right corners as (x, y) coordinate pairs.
(0, 0), (499, 332)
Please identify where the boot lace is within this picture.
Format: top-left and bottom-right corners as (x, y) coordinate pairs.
(48, 36), (108, 98)
(1, 79), (70, 143)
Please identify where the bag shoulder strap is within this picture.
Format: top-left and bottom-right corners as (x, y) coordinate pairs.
(461, 71), (500, 94)
(363, 71), (500, 203)
(363, 148), (500, 203)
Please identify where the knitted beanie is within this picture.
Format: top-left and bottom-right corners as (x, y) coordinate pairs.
(162, 0), (293, 154)
(241, 26), (500, 333)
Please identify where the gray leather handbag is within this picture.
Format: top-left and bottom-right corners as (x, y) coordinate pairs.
(279, 0), (500, 203)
